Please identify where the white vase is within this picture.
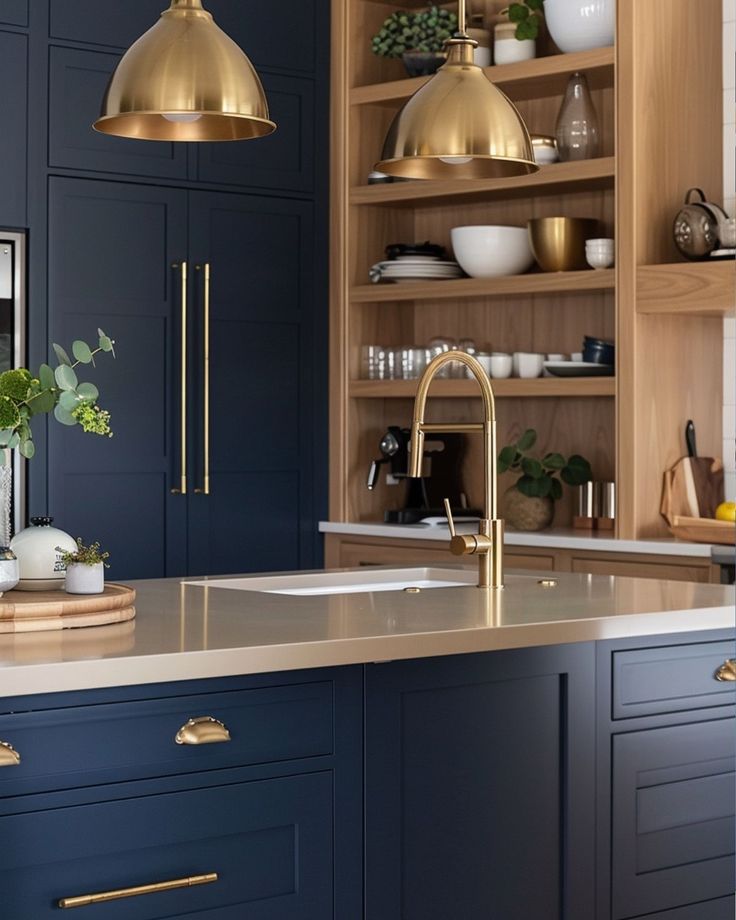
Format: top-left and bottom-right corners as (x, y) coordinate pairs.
(65, 562), (104, 595)
(10, 517), (78, 591)
(493, 23), (536, 65)
(544, 0), (615, 53)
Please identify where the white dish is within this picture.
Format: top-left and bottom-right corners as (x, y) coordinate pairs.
(450, 225), (534, 278)
(544, 361), (614, 377)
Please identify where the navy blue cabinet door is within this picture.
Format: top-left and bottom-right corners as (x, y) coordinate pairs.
(187, 192), (319, 575)
(0, 30), (27, 228)
(365, 644), (596, 920)
(46, 177), (188, 579)
(0, 0), (26, 27)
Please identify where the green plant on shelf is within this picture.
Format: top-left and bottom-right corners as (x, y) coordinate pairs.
(58, 537), (111, 568)
(498, 428), (591, 500)
(0, 328), (116, 461)
(502, 0), (545, 41)
(371, 5), (458, 57)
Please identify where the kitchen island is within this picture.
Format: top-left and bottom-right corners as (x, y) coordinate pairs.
(0, 568), (733, 919)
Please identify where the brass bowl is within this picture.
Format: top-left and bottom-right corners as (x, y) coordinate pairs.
(527, 217), (599, 272)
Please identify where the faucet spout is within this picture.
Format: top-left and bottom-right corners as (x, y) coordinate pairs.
(409, 351), (504, 588)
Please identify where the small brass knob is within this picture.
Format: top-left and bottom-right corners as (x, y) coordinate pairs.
(0, 740), (20, 767)
(715, 659), (736, 682)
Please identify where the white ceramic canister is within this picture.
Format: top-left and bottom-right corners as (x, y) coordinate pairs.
(544, 0), (615, 53)
(0, 547), (19, 596)
(10, 516), (77, 591)
(65, 562), (104, 595)
(493, 22), (535, 65)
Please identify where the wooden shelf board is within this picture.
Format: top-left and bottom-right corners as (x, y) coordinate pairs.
(351, 47), (615, 106)
(637, 261), (736, 315)
(351, 269), (615, 303)
(350, 157), (615, 207)
(350, 378), (616, 398)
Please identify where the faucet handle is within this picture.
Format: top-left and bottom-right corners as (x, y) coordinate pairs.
(443, 498), (456, 537)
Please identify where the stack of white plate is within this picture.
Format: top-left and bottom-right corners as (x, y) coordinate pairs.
(369, 257), (463, 284)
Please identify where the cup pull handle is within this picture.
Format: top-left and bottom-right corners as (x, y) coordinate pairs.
(175, 716), (231, 745)
(0, 740), (20, 767)
(715, 659), (736, 682)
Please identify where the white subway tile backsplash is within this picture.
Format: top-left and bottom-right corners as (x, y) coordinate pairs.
(725, 470), (736, 501)
(725, 21), (736, 88)
(724, 404), (736, 440)
(724, 438), (736, 471)
(726, 0), (736, 22)
(723, 125), (735, 197)
(724, 339), (736, 404)
(725, 317), (736, 339)
(724, 88), (735, 125)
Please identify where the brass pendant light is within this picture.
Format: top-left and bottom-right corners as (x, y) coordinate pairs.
(375, 0), (537, 179)
(93, 0), (276, 142)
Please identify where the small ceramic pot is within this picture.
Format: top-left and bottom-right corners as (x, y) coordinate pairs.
(0, 548), (19, 596)
(65, 562), (104, 595)
(401, 51), (445, 77)
(493, 23), (535, 65)
(502, 486), (555, 531)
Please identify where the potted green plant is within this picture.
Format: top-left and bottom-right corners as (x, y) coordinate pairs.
(371, 6), (458, 77)
(498, 428), (591, 530)
(58, 539), (110, 595)
(494, 1), (544, 64)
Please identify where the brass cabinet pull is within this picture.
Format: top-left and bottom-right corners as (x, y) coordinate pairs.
(715, 659), (736, 682)
(194, 263), (210, 496)
(58, 872), (217, 909)
(171, 260), (188, 495)
(175, 716), (231, 745)
(0, 740), (20, 767)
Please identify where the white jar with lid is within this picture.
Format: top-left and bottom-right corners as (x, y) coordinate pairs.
(10, 517), (77, 591)
(493, 21), (535, 65)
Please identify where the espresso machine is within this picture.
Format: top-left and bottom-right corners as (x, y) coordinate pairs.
(367, 425), (478, 524)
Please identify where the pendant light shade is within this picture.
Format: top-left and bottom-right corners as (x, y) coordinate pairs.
(93, 0), (276, 142)
(375, 38), (537, 179)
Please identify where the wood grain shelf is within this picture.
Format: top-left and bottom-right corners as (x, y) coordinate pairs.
(351, 47), (615, 106)
(637, 261), (735, 315)
(350, 378), (616, 398)
(351, 269), (615, 302)
(350, 157), (615, 207)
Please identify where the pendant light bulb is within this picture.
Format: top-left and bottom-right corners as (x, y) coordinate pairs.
(93, 0), (276, 142)
(375, 0), (537, 179)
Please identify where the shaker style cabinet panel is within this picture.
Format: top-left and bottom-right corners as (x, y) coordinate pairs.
(197, 72), (315, 192)
(0, 0), (26, 27)
(365, 644), (596, 920)
(46, 177), (188, 579)
(611, 718), (736, 919)
(49, 0), (168, 48)
(48, 46), (188, 179)
(0, 30), (27, 228)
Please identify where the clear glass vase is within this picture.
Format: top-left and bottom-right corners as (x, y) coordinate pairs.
(0, 465), (12, 547)
(555, 72), (600, 161)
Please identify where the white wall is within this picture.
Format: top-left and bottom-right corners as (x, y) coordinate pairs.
(723, 1), (735, 500)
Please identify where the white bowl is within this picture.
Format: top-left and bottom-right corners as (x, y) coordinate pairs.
(489, 354), (513, 378)
(585, 251), (615, 269)
(513, 352), (545, 378)
(544, 0), (615, 53)
(451, 226), (534, 278)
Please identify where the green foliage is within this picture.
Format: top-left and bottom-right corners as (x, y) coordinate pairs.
(58, 537), (110, 568)
(498, 428), (592, 502)
(0, 329), (116, 459)
(503, 0), (544, 40)
(371, 5), (457, 58)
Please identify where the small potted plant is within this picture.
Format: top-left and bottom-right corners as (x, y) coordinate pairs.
(371, 6), (458, 77)
(494, 0), (544, 65)
(59, 538), (110, 595)
(498, 428), (591, 530)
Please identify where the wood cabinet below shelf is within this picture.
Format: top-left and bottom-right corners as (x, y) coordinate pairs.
(349, 378), (616, 399)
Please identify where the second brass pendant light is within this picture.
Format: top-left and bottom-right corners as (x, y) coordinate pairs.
(375, 0), (538, 179)
(94, 0), (276, 142)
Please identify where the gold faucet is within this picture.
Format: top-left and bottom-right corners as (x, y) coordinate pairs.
(409, 351), (504, 589)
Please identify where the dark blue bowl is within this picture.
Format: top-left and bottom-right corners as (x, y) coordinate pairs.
(582, 337), (615, 365)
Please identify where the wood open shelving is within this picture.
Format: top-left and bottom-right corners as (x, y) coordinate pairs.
(637, 261), (735, 315)
(350, 378), (616, 399)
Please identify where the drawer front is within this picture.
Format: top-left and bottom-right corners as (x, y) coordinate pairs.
(612, 641), (736, 719)
(634, 896), (735, 920)
(0, 681), (333, 795)
(0, 772), (333, 919)
(612, 719), (735, 919)
(0, 0), (26, 27)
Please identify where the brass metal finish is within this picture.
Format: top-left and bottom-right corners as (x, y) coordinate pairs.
(171, 261), (188, 495)
(527, 217), (598, 272)
(93, 0), (276, 142)
(58, 873), (218, 909)
(403, 586), (422, 593)
(375, 0), (537, 181)
(715, 659), (736, 682)
(0, 740), (20, 767)
(194, 263), (211, 496)
(175, 715), (231, 745)
(538, 579), (558, 587)
(412, 351), (503, 588)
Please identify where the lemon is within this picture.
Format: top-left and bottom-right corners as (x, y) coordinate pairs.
(715, 501), (736, 522)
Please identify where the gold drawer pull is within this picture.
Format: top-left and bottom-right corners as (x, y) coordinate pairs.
(175, 716), (231, 745)
(715, 659), (736, 682)
(58, 872), (217, 909)
(0, 740), (20, 767)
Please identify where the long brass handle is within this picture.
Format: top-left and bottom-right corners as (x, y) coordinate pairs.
(175, 716), (231, 745)
(58, 872), (217, 909)
(171, 260), (188, 495)
(0, 740), (20, 767)
(194, 263), (210, 496)
(715, 659), (736, 682)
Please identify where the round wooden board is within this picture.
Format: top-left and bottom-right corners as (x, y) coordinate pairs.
(0, 583), (136, 623)
(0, 605), (136, 633)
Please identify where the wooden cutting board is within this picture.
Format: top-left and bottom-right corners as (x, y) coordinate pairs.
(0, 583), (136, 632)
(670, 515), (735, 546)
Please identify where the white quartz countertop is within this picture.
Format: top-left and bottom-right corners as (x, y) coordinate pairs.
(319, 521), (716, 557)
(0, 567), (732, 697)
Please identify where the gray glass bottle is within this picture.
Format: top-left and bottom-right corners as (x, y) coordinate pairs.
(555, 71), (600, 161)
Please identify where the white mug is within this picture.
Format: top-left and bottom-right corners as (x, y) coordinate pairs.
(516, 352), (545, 378)
(489, 354), (513, 378)
(475, 353), (493, 376)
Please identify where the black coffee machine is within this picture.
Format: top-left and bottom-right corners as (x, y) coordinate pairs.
(367, 426), (478, 524)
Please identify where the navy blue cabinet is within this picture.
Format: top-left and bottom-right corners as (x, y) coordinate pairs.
(365, 644), (597, 920)
(0, 29), (27, 228)
(0, 0), (27, 28)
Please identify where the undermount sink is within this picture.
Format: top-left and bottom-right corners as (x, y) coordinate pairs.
(184, 567), (477, 596)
